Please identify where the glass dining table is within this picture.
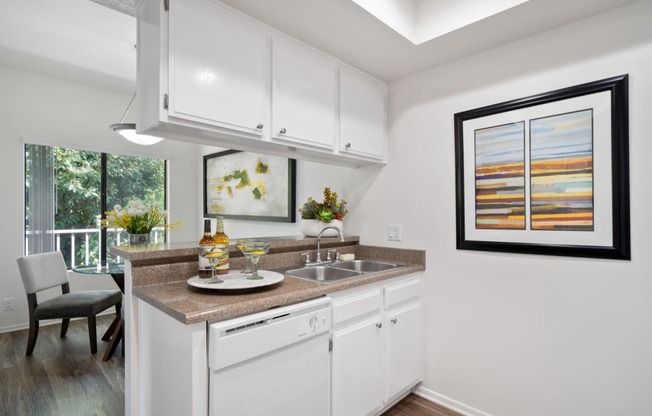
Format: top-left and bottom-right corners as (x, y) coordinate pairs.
(72, 262), (125, 361)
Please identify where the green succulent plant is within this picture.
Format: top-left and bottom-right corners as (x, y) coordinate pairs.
(299, 187), (348, 223)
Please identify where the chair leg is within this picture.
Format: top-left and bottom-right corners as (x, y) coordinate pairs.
(60, 318), (70, 338)
(88, 316), (97, 354)
(26, 318), (39, 356)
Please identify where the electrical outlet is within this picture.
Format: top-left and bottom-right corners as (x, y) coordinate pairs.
(2, 298), (13, 311)
(387, 224), (401, 241)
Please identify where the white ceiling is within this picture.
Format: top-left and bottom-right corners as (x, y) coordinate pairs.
(0, 0), (137, 94)
(0, 0), (639, 94)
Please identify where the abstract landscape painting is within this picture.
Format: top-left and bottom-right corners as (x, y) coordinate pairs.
(530, 110), (594, 231)
(204, 150), (296, 222)
(475, 122), (525, 230)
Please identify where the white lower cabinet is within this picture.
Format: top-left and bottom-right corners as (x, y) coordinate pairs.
(385, 302), (422, 402)
(331, 274), (423, 416)
(134, 273), (422, 416)
(332, 316), (383, 416)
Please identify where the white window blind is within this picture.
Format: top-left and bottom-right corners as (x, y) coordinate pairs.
(26, 144), (56, 255)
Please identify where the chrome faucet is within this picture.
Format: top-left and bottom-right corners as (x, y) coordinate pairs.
(315, 226), (344, 263)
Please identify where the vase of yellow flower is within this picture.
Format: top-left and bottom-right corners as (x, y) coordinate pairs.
(299, 187), (348, 237)
(101, 200), (182, 245)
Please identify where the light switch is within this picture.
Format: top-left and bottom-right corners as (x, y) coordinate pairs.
(387, 225), (401, 241)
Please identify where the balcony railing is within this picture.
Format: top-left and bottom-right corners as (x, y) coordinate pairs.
(25, 227), (165, 269)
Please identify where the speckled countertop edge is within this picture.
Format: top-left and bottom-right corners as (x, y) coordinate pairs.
(124, 237), (425, 325)
(132, 256), (424, 325)
(111, 235), (360, 265)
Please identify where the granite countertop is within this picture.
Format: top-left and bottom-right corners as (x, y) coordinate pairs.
(133, 263), (425, 324)
(116, 236), (425, 325)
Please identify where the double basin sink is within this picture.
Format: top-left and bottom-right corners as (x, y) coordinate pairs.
(284, 260), (405, 283)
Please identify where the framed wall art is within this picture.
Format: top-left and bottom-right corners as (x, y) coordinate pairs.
(454, 75), (630, 259)
(203, 150), (296, 222)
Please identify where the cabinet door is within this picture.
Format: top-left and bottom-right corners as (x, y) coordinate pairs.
(332, 316), (383, 416)
(168, 0), (268, 135)
(272, 37), (338, 149)
(340, 68), (386, 160)
(385, 302), (422, 402)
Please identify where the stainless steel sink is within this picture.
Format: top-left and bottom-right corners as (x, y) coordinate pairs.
(331, 260), (401, 273)
(285, 266), (363, 282)
(284, 259), (405, 283)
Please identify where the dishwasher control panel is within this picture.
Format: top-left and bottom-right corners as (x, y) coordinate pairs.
(209, 297), (332, 371)
(297, 310), (330, 338)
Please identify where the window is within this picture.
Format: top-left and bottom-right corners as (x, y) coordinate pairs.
(24, 143), (167, 268)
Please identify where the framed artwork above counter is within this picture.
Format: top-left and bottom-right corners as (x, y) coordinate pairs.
(203, 150), (296, 222)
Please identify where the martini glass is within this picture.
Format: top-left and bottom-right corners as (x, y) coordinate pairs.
(236, 239), (254, 274)
(243, 240), (270, 280)
(199, 246), (225, 284)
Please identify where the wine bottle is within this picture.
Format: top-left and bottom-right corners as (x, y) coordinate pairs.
(198, 219), (213, 278)
(213, 216), (230, 275)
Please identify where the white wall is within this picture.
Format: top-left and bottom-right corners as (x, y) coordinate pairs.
(0, 65), (199, 332)
(352, 2), (652, 415)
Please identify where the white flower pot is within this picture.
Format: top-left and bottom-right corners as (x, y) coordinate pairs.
(300, 219), (344, 237)
(128, 233), (151, 245)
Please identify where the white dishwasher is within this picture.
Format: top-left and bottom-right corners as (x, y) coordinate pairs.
(208, 296), (332, 416)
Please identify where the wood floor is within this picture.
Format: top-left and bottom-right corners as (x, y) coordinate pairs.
(384, 394), (463, 416)
(0, 316), (461, 416)
(0, 315), (124, 416)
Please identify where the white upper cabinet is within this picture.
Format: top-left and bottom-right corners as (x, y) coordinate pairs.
(272, 38), (338, 150)
(137, 0), (387, 167)
(340, 68), (387, 160)
(167, 0), (268, 135)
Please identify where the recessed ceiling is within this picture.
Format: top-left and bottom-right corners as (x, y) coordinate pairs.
(351, 0), (531, 45)
(0, 0), (640, 92)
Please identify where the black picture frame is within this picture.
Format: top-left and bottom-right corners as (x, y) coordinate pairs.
(454, 75), (630, 259)
(203, 150), (296, 222)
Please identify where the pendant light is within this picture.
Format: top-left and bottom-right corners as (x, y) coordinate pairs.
(110, 92), (164, 145)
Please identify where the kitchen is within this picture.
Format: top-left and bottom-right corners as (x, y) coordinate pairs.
(1, 0), (651, 415)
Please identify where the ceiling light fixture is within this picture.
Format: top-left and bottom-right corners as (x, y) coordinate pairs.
(110, 92), (164, 145)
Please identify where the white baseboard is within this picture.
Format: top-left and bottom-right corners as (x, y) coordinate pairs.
(414, 385), (495, 416)
(0, 309), (116, 334)
(0, 322), (30, 334)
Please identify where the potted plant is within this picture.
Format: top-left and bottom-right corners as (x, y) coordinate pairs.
(101, 200), (182, 245)
(298, 187), (348, 237)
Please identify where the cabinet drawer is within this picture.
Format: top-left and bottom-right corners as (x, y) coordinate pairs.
(384, 277), (421, 309)
(332, 289), (382, 326)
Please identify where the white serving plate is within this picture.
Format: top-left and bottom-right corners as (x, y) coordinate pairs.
(187, 270), (284, 290)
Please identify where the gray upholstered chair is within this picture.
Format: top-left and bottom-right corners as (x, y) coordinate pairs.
(16, 251), (122, 355)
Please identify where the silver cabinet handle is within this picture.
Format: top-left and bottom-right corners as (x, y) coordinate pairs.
(376, 322), (382, 329)
(256, 123), (263, 129)
(279, 128), (287, 134)
(391, 318), (397, 324)
(345, 142), (351, 149)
